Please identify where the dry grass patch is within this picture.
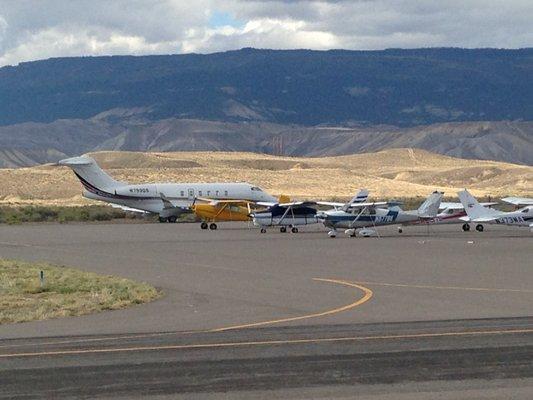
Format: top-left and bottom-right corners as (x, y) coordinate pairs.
(0, 149), (531, 206)
(0, 259), (160, 324)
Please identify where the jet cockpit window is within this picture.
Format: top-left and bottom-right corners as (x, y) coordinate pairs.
(251, 186), (263, 192)
(522, 208), (529, 213)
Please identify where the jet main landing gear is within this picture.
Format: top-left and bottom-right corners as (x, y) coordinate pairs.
(280, 226), (287, 233)
(209, 223), (218, 230)
(200, 222), (208, 230)
(291, 227), (298, 233)
(159, 216), (177, 223)
(462, 223), (470, 231)
(475, 224), (484, 232)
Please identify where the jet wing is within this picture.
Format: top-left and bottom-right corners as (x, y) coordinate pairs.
(110, 204), (149, 214)
(501, 197), (533, 206)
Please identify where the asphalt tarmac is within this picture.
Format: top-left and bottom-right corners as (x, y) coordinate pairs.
(0, 222), (532, 398)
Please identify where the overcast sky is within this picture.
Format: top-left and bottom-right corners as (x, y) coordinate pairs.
(0, 0), (532, 67)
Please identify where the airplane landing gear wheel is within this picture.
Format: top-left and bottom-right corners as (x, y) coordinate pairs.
(291, 227), (298, 233)
(328, 230), (337, 238)
(260, 228), (266, 233)
(476, 224), (484, 232)
(280, 227), (287, 233)
(167, 216), (177, 223)
(462, 223), (470, 231)
(398, 227), (403, 233)
(209, 223), (217, 230)
(200, 222), (208, 230)
(158, 216), (167, 223)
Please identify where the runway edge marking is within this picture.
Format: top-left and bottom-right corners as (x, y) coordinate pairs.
(2, 328), (533, 359)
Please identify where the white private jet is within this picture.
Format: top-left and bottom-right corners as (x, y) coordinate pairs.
(458, 189), (533, 232)
(59, 155), (277, 222)
(317, 191), (443, 237)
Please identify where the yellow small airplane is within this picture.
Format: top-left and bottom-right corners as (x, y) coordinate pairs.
(192, 195), (290, 230)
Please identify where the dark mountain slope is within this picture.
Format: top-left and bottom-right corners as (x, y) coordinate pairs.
(1, 48), (532, 126)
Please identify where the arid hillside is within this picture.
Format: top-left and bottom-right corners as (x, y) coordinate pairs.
(0, 149), (530, 206)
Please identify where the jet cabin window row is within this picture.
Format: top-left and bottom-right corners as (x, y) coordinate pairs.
(179, 190), (229, 197)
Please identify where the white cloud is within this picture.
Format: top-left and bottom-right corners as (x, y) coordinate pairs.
(0, 0), (532, 67)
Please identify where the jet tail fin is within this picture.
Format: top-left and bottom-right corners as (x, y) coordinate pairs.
(342, 189), (369, 212)
(417, 191), (443, 217)
(58, 155), (125, 192)
(457, 189), (499, 220)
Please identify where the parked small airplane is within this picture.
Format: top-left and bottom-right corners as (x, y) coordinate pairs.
(404, 200), (498, 232)
(458, 189), (533, 232)
(251, 200), (318, 233)
(59, 155), (277, 222)
(191, 195), (290, 230)
(250, 190), (370, 233)
(191, 199), (252, 230)
(317, 191), (443, 237)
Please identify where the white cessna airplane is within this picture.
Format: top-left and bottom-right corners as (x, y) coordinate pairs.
(317, 191), (443, 237)
(250, 189), (370, 233)
(59, 155), (277, 222)
(458, 189), (533, 232)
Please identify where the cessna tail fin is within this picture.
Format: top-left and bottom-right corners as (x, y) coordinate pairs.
(457, 189), (499, 220)
(417, 191), (443, 217)
(58, 156), (124, 192)
(342, 189), (369, 212)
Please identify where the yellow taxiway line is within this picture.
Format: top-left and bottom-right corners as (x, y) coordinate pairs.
(0, 278), (372, 349)
(210, 278), (373, 332)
